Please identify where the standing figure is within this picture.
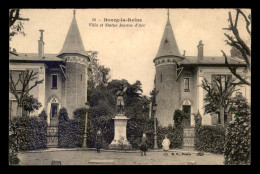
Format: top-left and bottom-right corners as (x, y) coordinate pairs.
(96, 130), (102, 153)
(140, 133), (148, 156)
(162, 135), (171, 155)
(116, 85), (127, 114)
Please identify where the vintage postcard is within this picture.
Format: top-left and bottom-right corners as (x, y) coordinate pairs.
(9, 8), (251, 165)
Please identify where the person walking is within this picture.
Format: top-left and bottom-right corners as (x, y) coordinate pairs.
(140, 133), (148, 156)
(96, 130), (102, 153)
(162, 135), (171, 155)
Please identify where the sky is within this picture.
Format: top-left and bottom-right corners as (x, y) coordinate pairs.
(10, 8), (251, 96)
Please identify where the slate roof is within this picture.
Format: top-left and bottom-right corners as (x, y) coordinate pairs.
(9, 53), (64, 62)
(155, 16), (181, 59)
(59, 12), (87, 56)
(181, 56), (246, 66)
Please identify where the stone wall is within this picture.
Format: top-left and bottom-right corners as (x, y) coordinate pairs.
(155, 63), (180, 127)
(65, 61), (87, 119)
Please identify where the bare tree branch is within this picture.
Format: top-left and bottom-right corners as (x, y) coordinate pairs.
(221, 50), (251, 86)
(234, 10), (239, 28)
(9, 70), (44, 114)
(225, 9), (251, 57)
(224, 33), (251, 71)
(236, 8), (251, 35)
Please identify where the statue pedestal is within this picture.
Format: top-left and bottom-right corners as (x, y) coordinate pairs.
(108, 114), (132, 150)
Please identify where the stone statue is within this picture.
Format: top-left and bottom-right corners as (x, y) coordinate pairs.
(116, 85), (127, 114)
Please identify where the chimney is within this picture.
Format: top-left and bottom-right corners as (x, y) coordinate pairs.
(38, 29), (45, 58)
(183, 50), (186, 57)
(197, 40), (204, 60)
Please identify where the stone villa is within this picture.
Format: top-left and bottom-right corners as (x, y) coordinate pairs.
(153, 10), (250, 127)
(9, 10), (90, 126)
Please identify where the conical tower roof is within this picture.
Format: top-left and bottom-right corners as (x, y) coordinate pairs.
(155, 10), (181, 58)
(59, 10), (86, 55)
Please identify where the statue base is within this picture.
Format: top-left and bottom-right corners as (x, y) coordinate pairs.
(108, 114), (132, 150)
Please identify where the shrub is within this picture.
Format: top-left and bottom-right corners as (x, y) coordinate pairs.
(28, 116), (47, 150)
(157, 125), (175, 148)
(172, 125), (184, 148)
(58, 108), (79, 148)
(127, 117), (153, 149)
(22, 95), (42, 114)
(172, 109), (189, 148)
(39, 110), (47, 121)
(224, 94), (251, 165)
(73, 108), (88, 147)
(9, 114), (47, 151)
(9, 150), (20, 165)
(194, 125), (225, 154)
(173, 109), (189, 126)
(194, 111), (202, 127)
(58, 107), (69, 122)
(10, 116), (30, 151)
(88, 115), (114, 149)
(9, 132), (20, 165)
(194, 110), (225, 154)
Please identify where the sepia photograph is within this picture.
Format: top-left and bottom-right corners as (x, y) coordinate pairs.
(9, 8), (251, 165)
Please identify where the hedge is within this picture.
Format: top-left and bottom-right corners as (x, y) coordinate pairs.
(156, 125), (175, 148)
(224, 95), (251, 165)
(194, 125), (225, 154)
(80, 109), (188, 150)
(9, 110), (48, 151)
(172, 109), (189, 148)
(86, 115), (154, 150)
(127, 117), (154, 149)
(88, 115), (114, 149)
(58, 108), (80, 148)
(9, 131), (20, 165)
(73, 108), (88, 147)
(224, 115), (251, 165)
(28, 116), (47, 150)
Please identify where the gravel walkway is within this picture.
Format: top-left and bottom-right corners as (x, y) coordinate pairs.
(17, 148), (224, 165)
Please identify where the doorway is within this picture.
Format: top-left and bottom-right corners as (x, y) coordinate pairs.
(182, 105), (191, 128)
(50, 103), (58, 126)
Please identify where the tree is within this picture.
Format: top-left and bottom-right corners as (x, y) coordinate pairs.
(221, 9), (251, 86)
(22, 95), (42, 115)
(224, 93), (250, 165)
(107, 79), (144, 118)
(9, 70), (44, 116)
(87, 51), (111, 88)
(201, 75), (240, 127)
(229, 92), (250, 116)
(9, 9), (29, 41)
(87, 51), (111, 108)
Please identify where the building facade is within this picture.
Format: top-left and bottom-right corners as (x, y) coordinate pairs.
(9, 11), (90, 126)
(153, 11), (250, 127)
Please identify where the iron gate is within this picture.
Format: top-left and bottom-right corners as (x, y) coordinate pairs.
(47, 126), (58, 147)
(183, 127), (195, 148)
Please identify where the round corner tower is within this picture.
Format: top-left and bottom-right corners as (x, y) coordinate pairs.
(153, 10), (182, 127)
(58, 10), (90, 118)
